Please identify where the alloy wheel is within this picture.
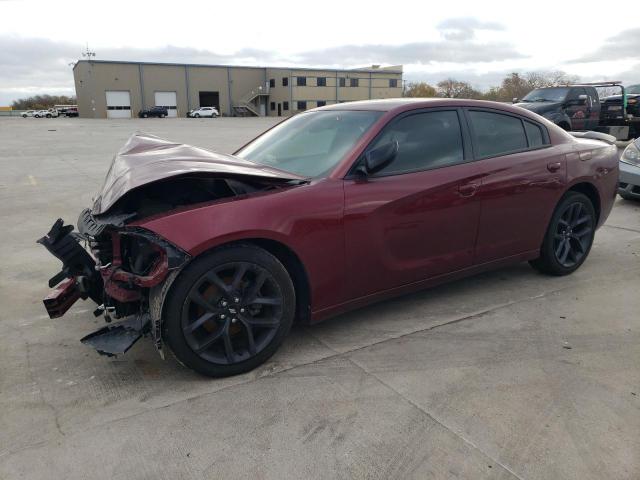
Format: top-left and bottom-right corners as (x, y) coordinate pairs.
(553, 201), (593, 268)
(181, 262), (284, 365)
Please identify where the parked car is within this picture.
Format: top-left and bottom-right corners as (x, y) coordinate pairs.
(34, 110), (52, 118)
(618, 137), (640, 200)
(188, 106), (219, 118)
(515, 85), (601, 131)
(139, 106), (168, 118)
(65, 107), (79, 117)
(39, 99), (619, 377)
(21, 110), (36, 118)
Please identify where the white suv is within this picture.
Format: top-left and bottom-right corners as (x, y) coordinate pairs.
(188, 107), (219, 118)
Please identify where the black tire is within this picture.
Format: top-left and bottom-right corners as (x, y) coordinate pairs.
(163, 244), (296, 377)
(194, 113), (200, 118)
(160, 114), (165, 118)
(529, 191), (596, 276)
(142, 113), (148, 118)
(619, 192), (637, 201)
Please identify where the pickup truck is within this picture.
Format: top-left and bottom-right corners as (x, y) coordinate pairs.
(516, 82), (638, 140)
(514, 85), (600, 131)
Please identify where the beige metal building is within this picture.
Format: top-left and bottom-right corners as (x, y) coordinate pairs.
(73, 60), (403, 118)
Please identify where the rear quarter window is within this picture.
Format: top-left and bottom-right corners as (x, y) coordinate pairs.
(523, 120), (545, 148)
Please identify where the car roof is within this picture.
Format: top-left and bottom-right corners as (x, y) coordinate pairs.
(314, 97), (543, 117)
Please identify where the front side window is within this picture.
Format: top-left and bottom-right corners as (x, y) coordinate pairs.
(367, 110), (464, 176)
(468, 110), (527, 157)
(236, 110), (383, 177)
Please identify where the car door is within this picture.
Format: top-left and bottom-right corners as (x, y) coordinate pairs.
(466, 109), (566, 264)
(343, 109), (483, 299)
(565, 87), (588, 130)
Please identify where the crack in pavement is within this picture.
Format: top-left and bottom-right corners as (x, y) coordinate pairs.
(346, 356), (526, 480)
(3, 264), (639, 460)
(602, 224), (640, 234)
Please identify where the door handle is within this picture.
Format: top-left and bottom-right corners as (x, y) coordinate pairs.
(547, 162), (562, 172)
(458, 183), (479, 197)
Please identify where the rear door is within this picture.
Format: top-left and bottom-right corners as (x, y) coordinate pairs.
(466, 109), (566, 263)
(343, 109), (483, 298)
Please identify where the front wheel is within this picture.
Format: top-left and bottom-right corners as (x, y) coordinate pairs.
(529, 191), (596, 275)
(194, 113), (200, 118)
(163, 245), (296, 377)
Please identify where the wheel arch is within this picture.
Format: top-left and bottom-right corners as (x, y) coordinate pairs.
(567, 181), (601, 224)
(173, 237), (312, 325)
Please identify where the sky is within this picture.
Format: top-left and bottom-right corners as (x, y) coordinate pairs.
(1, 0), (639, 104)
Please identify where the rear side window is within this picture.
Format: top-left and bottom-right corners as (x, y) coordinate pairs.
(369, 110), (464, 175)
(524, 120), (544, 147)
(468, 110), (527, 157)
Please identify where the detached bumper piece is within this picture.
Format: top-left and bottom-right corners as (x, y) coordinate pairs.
(37, 219), (104, 319)
(43, 278), (81, 318)
(81, 315), (150, 357)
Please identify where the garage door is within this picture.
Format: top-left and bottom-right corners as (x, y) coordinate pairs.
(155, 91), (178, 117)
(105, 91), (131, 119)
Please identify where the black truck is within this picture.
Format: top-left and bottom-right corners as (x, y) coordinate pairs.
(514, 85), (601, 131)
(515, 82), (639, 140)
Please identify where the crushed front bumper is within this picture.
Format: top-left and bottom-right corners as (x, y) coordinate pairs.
(38, 213), (190, 357)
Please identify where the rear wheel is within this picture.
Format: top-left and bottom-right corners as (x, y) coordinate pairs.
(164, 245), (295, 377)
(529, 191), (595, 275)
(194, 113), (200, 118)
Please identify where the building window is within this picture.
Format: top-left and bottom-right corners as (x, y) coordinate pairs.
(350, 78), (359, 87)
(269, 78), (275, 88)
(389, 79), (398, 88)
(282, 77), (289, 87)
(317, 100), (326, 107)
(339, 77), (346, 87)
(316, 77), (326, 87)
(297, 77), (306, 86)
(297, 101), (307, 110)
(283, 101), (289, 111)
(270, 102), (276, 111)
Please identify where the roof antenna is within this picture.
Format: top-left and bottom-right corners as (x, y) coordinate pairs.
(82, 43), (96, 59)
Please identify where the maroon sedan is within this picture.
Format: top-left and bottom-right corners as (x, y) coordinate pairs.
(39, 99), (619, 377)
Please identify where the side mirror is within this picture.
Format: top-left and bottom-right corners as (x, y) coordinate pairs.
(359, 140), (399, 176)
(512, 97), (519, 103)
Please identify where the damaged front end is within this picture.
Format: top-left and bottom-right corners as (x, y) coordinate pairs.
(38, 212), (190, 356)
(38, 133), (307, 359)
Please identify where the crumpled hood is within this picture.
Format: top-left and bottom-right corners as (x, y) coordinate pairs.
(515, 101), (561, 115)
(92, 133), (307, 215)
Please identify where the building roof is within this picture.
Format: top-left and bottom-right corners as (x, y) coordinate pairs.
(73, 60), (403, 75)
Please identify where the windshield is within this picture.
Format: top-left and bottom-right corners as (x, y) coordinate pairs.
(522, 87), (570, 103)
(627, 85), (640, 94)
(236, 110), (383, 177)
